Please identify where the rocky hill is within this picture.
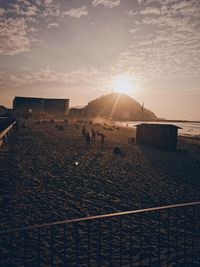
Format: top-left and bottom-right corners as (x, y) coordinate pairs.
(70, 93), (157, 121)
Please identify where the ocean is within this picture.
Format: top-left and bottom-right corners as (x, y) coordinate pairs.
(117, 121), (200, 138)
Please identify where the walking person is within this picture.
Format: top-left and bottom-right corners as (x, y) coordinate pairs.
(91, 128), (96, 142)
(82, 126), (86, 139)
(100, 132), (106, 150)
(85, 131), (91, 147)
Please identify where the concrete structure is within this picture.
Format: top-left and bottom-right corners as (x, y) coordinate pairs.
(13, 97), (69, 116)
(69, 107), (84, 117)
(136, 124), (181, 150)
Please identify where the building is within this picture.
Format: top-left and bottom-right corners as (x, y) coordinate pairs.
(69, 107), (84, 117)
(136, 123), (181, 150)
(13, 97), (69, 117)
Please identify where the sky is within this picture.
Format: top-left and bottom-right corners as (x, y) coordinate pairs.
(0, 0), (200, 120)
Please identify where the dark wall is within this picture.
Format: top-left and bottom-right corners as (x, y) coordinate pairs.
(44, 99), (69, 114)
(69, 108), (84, 117)
(136, 126), (178, 150)
(13, 97), (43, 112)
(13, 97), (69, 115)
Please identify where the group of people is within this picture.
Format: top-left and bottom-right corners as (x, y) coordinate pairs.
(81, 126), (106, 148)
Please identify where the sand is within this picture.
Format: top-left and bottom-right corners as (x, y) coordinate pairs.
(0, 120), (200, 231)
(1, 121), (200, 266)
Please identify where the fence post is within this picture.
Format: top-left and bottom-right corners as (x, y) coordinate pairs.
(149, 212), (152, 267)
(139, 214), (142, 266)
(23, 230), (27, 267)
(192, 206), (195, 265)
(130, 215), (133, 267)
(87, 221), (90, 267)
(119, 216), (123, 266)
(37, 229), (41, 266)
(75, 223), (79, 266)
(63, 224), (67, 265)
(98, 219), (101, 267)
(158, 210), (161, 265)
(51, 227), (54, 266)
(167, 210), (170, 266)
(9, 232), (13, 265)
(109, 217), (112, 266)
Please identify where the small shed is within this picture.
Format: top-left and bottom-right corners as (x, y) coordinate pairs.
(136, 124), (181, 150)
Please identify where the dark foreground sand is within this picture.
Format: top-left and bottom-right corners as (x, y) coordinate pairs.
(1, 121), (200, 266)
(0, 121), (200, 230)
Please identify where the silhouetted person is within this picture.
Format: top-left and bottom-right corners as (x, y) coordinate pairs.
(82, 126), (86, 139)
(85, 131), (91, 146)
(91, 129), (96, 142)
(100, 133), (106, 149)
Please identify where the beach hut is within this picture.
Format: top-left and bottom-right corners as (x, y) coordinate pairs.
(136, 123), (181, 150)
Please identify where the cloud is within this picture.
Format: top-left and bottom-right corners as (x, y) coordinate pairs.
(41, 1), (61, 18)
(0, 1), (52, 55)
(8, 1), (40, 19)
(137, 0), (144, 5)
(1, 66), (112, 107)
(4, 67), (108, 88)
(47, 22), (60, 28)
(0, 71), (11, 87)
(92, 0), (120, 8)
(125, 10), (138, 16)
(0, 1), (89, 55)
(121, 0), (200, 79)
(0, 17), (32, 55)
(140, 7), (160, 16)
(0, 8), (5, 15)
(62, 6), (88, 18)
(1, 0), (200, 84)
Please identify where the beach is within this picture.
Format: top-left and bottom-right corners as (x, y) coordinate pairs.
(1, 120), (200, 231)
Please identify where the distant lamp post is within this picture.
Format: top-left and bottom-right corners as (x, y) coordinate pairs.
(141, 102), (144, 122)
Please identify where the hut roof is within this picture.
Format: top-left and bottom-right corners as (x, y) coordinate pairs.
(136, 123), (182, 129)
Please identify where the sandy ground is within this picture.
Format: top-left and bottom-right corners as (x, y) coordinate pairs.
(0, 121), (200, 230)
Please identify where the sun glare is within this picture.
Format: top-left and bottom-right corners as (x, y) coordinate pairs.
(112, 74), (135, 95)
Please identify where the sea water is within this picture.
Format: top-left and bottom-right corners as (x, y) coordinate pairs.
(117, 121), (200, 138)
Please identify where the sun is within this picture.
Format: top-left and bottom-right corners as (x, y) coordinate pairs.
(112, 74), (135, 95)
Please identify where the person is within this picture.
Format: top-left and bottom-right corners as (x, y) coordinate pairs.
(100, 132), (106, 149)
(91, 128), (96, 142)
(82, 126), (86, 138)
(85, 131), (91, 146)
